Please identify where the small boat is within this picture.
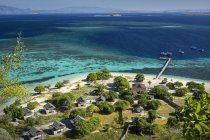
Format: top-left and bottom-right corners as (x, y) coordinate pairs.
(191, 46), (198, 50)
(160, 52), (173, 57)
(198, 48), (205, 52)
(178, 49), (184, 54)
(111, 13), (122, 17)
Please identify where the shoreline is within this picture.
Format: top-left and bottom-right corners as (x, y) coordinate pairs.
(1, 72), (210, 110)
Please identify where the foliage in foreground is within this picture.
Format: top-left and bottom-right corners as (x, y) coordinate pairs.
(0, 34), (26, 98)
(176, 92), (210, 139)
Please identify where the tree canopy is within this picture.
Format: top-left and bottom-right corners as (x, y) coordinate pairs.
(34, 85), (45, 94)
(114, 76), (130, 92)
(151, 87), (172, 100)
(114, 100), (130, 111)
(72, 117), (100, 137)
(97, 102), (115, 114)
(135, 73), (145, 82)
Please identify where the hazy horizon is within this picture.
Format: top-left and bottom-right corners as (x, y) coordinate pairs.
(0, 0), (210, 11)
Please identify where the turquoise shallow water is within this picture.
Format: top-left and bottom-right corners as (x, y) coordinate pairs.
(0, 14), (210, 87)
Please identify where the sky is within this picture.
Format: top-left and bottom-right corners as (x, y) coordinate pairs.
(0, 0), (210, 11)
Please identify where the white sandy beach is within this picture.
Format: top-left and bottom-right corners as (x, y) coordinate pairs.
(1, 72), (210, 112)
(48, 72), (210, 94)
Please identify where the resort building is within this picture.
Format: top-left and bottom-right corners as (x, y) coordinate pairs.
(161, 79), (168, 84)
(23, 107), (33, 120)
(49, 121), (66, 135)
(24, 127), (42, 140)
(43, 102), (56, 114)
(133, 106), (144, 113)
(76, 97), (91, 107)
(70, 115), (85, 124)
(132, 83), (146, 92)
(96, 96), (106, 104)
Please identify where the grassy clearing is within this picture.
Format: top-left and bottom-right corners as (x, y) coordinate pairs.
(71, 86), (96, 99)
(36, 113), (64, 125)
(156, 100), (175, 118)
(173, 97), (185, 107)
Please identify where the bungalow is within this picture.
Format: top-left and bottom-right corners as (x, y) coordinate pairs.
(161, 79), (168, 84)
(147, 95), (155, 100)
(23, 107), (33, 119)
(49, 121), (66, 135)
(24, 127), (42, 140)
(76, 97), (90, 107)
(155, 85), (169, 91)
(96, 96), (106, 104)
(70, 115), (85, 124)
(43, 102), (55, 114)
(132, 83), (146, 92)
(64, 80), (71, 85)
(133, 106), (144, 113)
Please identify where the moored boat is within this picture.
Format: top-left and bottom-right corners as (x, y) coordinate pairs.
(178, 49), (184, 54)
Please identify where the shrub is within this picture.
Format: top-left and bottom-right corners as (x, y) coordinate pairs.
(166, 82), (175, 90)
(69, 109), (86, 119)
(186, 81), (205, 92)
(114, 76), (130, 92)
(146, 100), (161, 110)
(24, 117), (38, 129)
(175, 87), (189, 97)
(86, 105), (99, 113)
(34, 85), (45, 94)
(52, 92), (61, 98)
(27, 101), (39, 110)
(147, 110), (157, 123)
(174, 81), (183, 88)
(166, 117), (180, 128)
(86, 73), (98, 81)
(76, 84), (81, 90)
(55, 81), (64, 89)
(135, 73), (145, 82)
(97, 102), (115, 114)
(72, 117), (100, 137)
(133, 117), (156, 135)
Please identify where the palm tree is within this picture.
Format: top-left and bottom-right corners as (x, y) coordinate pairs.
(148, 80), (152, 87)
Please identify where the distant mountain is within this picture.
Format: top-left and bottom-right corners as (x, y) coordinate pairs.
(50, 7), (131, 13)
(0, 5), (132, 15)
(0, 5), (36, 15)
(163, 9), (210, 14)
(0, 5), (210, 15)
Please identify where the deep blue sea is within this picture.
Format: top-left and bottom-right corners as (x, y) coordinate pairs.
(0, 14), (210, 85)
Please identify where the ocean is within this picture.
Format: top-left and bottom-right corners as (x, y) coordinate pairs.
(0, 13), (210, 86)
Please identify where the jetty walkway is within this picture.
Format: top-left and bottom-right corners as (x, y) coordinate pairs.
(156, 58), (172, 79)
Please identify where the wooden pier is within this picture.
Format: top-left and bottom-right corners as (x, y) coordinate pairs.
(156, 58), (172, 79)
